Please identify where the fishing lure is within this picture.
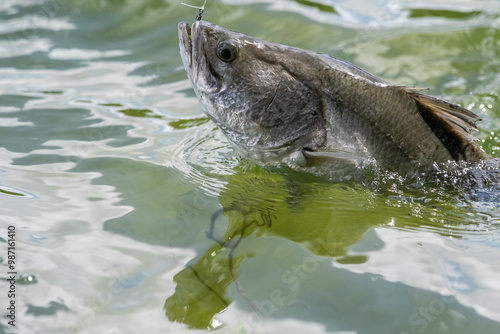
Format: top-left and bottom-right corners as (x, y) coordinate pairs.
(182, 0), (207, 21)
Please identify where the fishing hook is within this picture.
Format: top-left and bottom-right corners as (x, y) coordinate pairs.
(182, 0), (207, 21)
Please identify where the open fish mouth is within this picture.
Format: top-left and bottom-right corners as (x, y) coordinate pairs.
(177, 20), (223, 95)
(178, 21), (194, 68)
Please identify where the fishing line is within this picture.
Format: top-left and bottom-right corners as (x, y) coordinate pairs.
(182, 0), (207, 21)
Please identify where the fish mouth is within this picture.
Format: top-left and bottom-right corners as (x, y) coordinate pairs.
(178, 21), (194, 68)
(178, 21), (223, 95)
(178, 21), (207, 70)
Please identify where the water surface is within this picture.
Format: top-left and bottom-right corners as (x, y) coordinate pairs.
(1, 1), (500, 333)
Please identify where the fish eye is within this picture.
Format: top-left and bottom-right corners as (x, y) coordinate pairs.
(216, 41), (238, 62)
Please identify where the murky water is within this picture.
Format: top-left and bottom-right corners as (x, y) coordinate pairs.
(1, 1), (500, 333)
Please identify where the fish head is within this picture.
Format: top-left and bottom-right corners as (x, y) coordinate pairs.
(178, 20), (326, 164)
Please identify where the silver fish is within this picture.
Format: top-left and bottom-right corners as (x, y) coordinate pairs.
(177, 20), (489, 174)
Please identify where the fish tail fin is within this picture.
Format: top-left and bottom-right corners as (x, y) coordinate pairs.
(402, 87), (490, 163)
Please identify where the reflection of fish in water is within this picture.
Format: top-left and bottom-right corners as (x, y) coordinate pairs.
(178, 20), (491, 174)
(163, 171), (379, 329)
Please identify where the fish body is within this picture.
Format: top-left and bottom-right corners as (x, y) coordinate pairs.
(178, 20), (489, 174)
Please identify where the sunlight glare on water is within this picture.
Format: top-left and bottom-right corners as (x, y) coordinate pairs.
(0, 1), (500, 334)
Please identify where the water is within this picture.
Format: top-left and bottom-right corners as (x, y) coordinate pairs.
(1, 0), (500, 333)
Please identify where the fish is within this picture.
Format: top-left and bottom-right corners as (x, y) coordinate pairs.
(177, 20), (490, 174)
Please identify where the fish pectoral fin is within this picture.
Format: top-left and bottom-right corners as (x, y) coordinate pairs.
(396, 85), (429, 93)
(302, 149), (363, 167)
(402, 88), (490, 162)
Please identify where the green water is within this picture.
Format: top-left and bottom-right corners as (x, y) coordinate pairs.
(1, 1), (500, 333)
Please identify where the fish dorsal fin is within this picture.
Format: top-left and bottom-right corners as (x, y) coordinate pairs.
(402, 88), (489, 163)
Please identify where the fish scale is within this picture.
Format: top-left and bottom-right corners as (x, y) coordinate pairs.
(317, 70), (450, 170)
